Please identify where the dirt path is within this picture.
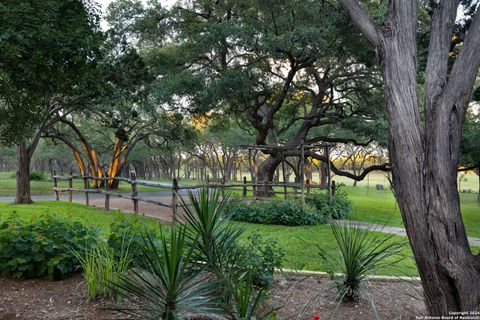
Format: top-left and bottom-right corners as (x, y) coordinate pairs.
(82, 195), (176, 224)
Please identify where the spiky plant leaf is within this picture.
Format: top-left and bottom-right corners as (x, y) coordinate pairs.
(111, 225), (222, 319)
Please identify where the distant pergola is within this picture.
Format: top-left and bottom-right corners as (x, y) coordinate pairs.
(241, 141), (336, 202)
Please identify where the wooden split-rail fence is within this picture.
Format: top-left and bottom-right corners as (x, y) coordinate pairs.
(52, 171), (334, 219)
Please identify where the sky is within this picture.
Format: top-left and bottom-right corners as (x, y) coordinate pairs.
(97, 0), (114, 13)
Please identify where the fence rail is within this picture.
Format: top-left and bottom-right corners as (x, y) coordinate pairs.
(52, 171), (334, 219)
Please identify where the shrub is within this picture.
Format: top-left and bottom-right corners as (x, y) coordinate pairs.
(29, 171), (45, 181)
(107, 213), (159, 263)
(228, 199), (327, 226)
(238, 232), (284, 288)
(0, 214), (99, 280)
(306, 191), (352, 220)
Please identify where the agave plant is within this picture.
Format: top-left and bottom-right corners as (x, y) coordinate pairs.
(180, 187), (244, 277)
(111, 225), (221, 320)
(319, 221), (406, 302)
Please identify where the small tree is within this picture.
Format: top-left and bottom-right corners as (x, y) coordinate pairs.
(0, 0), (102, 203)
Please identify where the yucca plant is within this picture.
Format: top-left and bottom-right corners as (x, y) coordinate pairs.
(73, 235), (133, 299)
(319, 221), (405, 302)
(229, 272), (272, 320)
(111, 225), (221, 320)
(180, 188), (244, 277)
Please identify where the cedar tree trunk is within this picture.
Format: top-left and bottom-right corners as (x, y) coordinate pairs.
(339, 0), (480, 315)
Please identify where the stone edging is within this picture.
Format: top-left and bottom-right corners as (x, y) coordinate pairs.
(277, 268), (421, 282)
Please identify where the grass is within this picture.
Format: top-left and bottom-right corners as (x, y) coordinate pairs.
(0, 173), (53, 196)
(0, 201), (161, 234)
(0, 200), (418, 277)
(0, 171), (478, 276)
(238, 222), (417, 277)
(342, 185), (480, 239)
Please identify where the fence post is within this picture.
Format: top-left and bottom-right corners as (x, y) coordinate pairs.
(68, 170), (73, 203)
(172, 178), (179, 223)
(326, 145), (332, 202)
(130, 171), (138, 213)
(221, 177), (226, 199)
(53, 170), (59, 201)
(83, 176), (89, 206)
(243, 176), (247, 198)
(306, 178), (311, 196)
(105, 178), (110, 211)
(281, 152), (287, 199)
(300, 141), (305, 206)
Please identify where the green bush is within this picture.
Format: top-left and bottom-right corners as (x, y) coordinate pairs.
(306, 191), (352, 220)
(228, 199), (327, 226)
(239, 232), (284, 288)
(0, 214), (99, 280)
(29, 171), (45, 181)
(107, 214), (160, 266)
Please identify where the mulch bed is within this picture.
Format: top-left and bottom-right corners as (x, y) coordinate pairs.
(0, 273), (425, 320)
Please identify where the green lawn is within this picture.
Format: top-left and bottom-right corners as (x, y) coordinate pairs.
(0, 171), (478, 276)
(342, 185), (480, 239)
(0, 201), (161, 235)
(238, 222), (418, 277)
(0, 200), (418, 277)
(0, 173), (53, 196)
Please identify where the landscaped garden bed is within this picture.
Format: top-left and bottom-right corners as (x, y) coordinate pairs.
(0, 273), (425, 320)
(0, 189), (427, 319)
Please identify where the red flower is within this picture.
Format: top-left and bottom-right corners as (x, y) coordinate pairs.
(313, 314), (320, 320)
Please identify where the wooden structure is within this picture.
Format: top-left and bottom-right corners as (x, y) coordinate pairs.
(243, 142), (336, 202)
(51, 165), (334, 216)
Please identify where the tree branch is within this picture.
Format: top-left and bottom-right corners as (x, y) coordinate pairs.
(424, 1), (460, 117)
(338, 0), (383, 48)
(305, 136), (374, 147)
(443, 7), (480, 116)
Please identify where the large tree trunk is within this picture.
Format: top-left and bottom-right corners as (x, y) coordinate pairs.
(339, 0), (480, 315)
(15, 143), (33, 204)
(256, 155), (282, 197)
(305, 158), (312, 182)
(381, 14), (480, 316)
